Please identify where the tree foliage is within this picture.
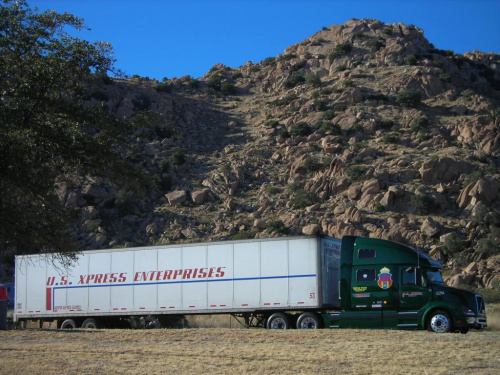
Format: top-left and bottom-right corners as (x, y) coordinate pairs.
(0, 0), (130, 257)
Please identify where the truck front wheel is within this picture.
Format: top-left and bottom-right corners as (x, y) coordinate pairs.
(427, 310), (452, 333)
(296, 312), (321, 329)
(267, 313), (290, 329)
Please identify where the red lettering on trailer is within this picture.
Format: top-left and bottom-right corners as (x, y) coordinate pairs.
(46, 277), (55, 286)
(156, 271), (163, 281)
(86, 275), (95, 284)
(46, 288), (52, 310)
(216, 267), (225, 277)
(198, 268), (207, 278)
(163, 270), (173, 280)
(183, 269), (193, 279)
(94, 274), (103, 283)
(118, 273), (127, 282)
(103, 274), (109, 283)
(173, 270), (183, 279)
(208, 268), (215, 278)
(78, 275), (86, 284)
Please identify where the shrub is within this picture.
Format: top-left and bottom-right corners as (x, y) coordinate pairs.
(268, 94), (297, 107)
(284, 75), (306, 89)
(290, 122), (313, 137)
(322, 109), (336, 120)
(304, 156), (324, 172)
(266, 220), (288, 234)
(382, 27), (393, 35)
(153, 173), (172, 192)
(265, 119), (280, 128)
(290, 189), (317, 209)
(405, 55), (417, 66)
(158, 158), (170, 172)
(91, 91), (109, 101)
(335, 65), (347, 72)
(232, 71), (243, 80)
(232, 230), (255, 240)
(410, 117), (429, 131)
(171, 148), (186, 166)
(320, 122), (341, 135)
(305, 73), (321, 87)
(396, 89), (422, 108)
(314, 99), (328, 111)
(370, 39), (385, 52)
(382, 133), (398, 144)
(379, 119), (395, 129)
(476, 228), (500, 258)
(410, 194), (437, 214)
(221, 81), (236, 95)
(155, 83), (171, 93)
(346, 166), (369, 182)
(266, 186), (281, 195)
(442, 233), (465, 257)
(328, 43), (353, 62)
(206, 74), (222, 90)
(263, 57), (276, 66)
(277, 129), (290, 138)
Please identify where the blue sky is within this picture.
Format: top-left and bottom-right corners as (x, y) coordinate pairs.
(28, 0), (499, 80)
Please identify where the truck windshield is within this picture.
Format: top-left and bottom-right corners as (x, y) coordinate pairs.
(425, 270), (445, 286)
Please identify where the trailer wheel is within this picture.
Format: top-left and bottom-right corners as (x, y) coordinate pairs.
(60, 319), (77, 329)
(266, 313), (290, 329)
(427, 310), (452, 333)
(81, 318), (99, 329)
(296, 312), (322, 329)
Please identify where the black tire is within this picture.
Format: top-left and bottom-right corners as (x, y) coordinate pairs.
(266, 313), (290, 329)
(459, 327), (469, 334)
(81, 318), (99, 329)
(60, 319), (77, 329)
(296, 312), (322, 329)
(427, 310), (452, 333)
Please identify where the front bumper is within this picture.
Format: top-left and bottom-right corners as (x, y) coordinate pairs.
(466, 315), (487, 329)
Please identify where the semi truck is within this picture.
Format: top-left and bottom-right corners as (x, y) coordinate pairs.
(14, 235), (487, 333)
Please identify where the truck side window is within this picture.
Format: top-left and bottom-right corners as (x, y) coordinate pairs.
(358, 248), (376, 259)
(402, 267), (422, 286)
(356, 269), (376, 282)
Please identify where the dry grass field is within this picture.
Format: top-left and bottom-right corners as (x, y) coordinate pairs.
(1, 327), (499, 375)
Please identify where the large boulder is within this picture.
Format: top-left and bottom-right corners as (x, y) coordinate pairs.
(419, 158), (474, 184)
(166, 190), (187, 205)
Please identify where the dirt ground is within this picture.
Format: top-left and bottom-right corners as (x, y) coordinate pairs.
(1, 328), (499, 375)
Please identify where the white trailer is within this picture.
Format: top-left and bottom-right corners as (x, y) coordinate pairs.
(14, 236), (341, 329)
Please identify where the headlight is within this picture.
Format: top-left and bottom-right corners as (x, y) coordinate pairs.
(466, 317), (476, 324)
(462, 306), (476, 317)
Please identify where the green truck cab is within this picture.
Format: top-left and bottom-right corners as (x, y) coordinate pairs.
(324, 236), (487, 333)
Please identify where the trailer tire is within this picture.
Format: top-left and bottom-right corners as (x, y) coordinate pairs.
(81, 318), (99, 329)
(296, 312), (322, 329)
(266, 313), (290, 329)
(60, 319), (77, 329)
(427, 310), (452, 333)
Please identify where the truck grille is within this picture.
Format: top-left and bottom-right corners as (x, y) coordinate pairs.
(476, 294), (486, 314)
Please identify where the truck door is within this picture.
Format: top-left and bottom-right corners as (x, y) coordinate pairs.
(400, 267), (429, 310)
(346, 266), (397, 328)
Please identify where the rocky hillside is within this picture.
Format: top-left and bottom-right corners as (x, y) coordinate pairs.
(55, 19), (500, 292)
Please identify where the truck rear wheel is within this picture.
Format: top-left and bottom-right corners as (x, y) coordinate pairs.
(60, 319), (77, 329)
(427, 310), (452, 333)
(296, 312), (321, 329)
(81, 318), (99, 329)
(266, 313), (290, 329)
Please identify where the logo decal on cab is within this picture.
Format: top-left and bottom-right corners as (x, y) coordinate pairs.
(378, 267), (393, 289)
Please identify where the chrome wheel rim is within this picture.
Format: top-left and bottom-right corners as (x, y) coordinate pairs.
(299, 317), (318, 329)
(270, 317), (287, 329)
(430, 314), (450, 333)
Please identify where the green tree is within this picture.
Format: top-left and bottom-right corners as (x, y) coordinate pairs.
(0, 1), (131, 259)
